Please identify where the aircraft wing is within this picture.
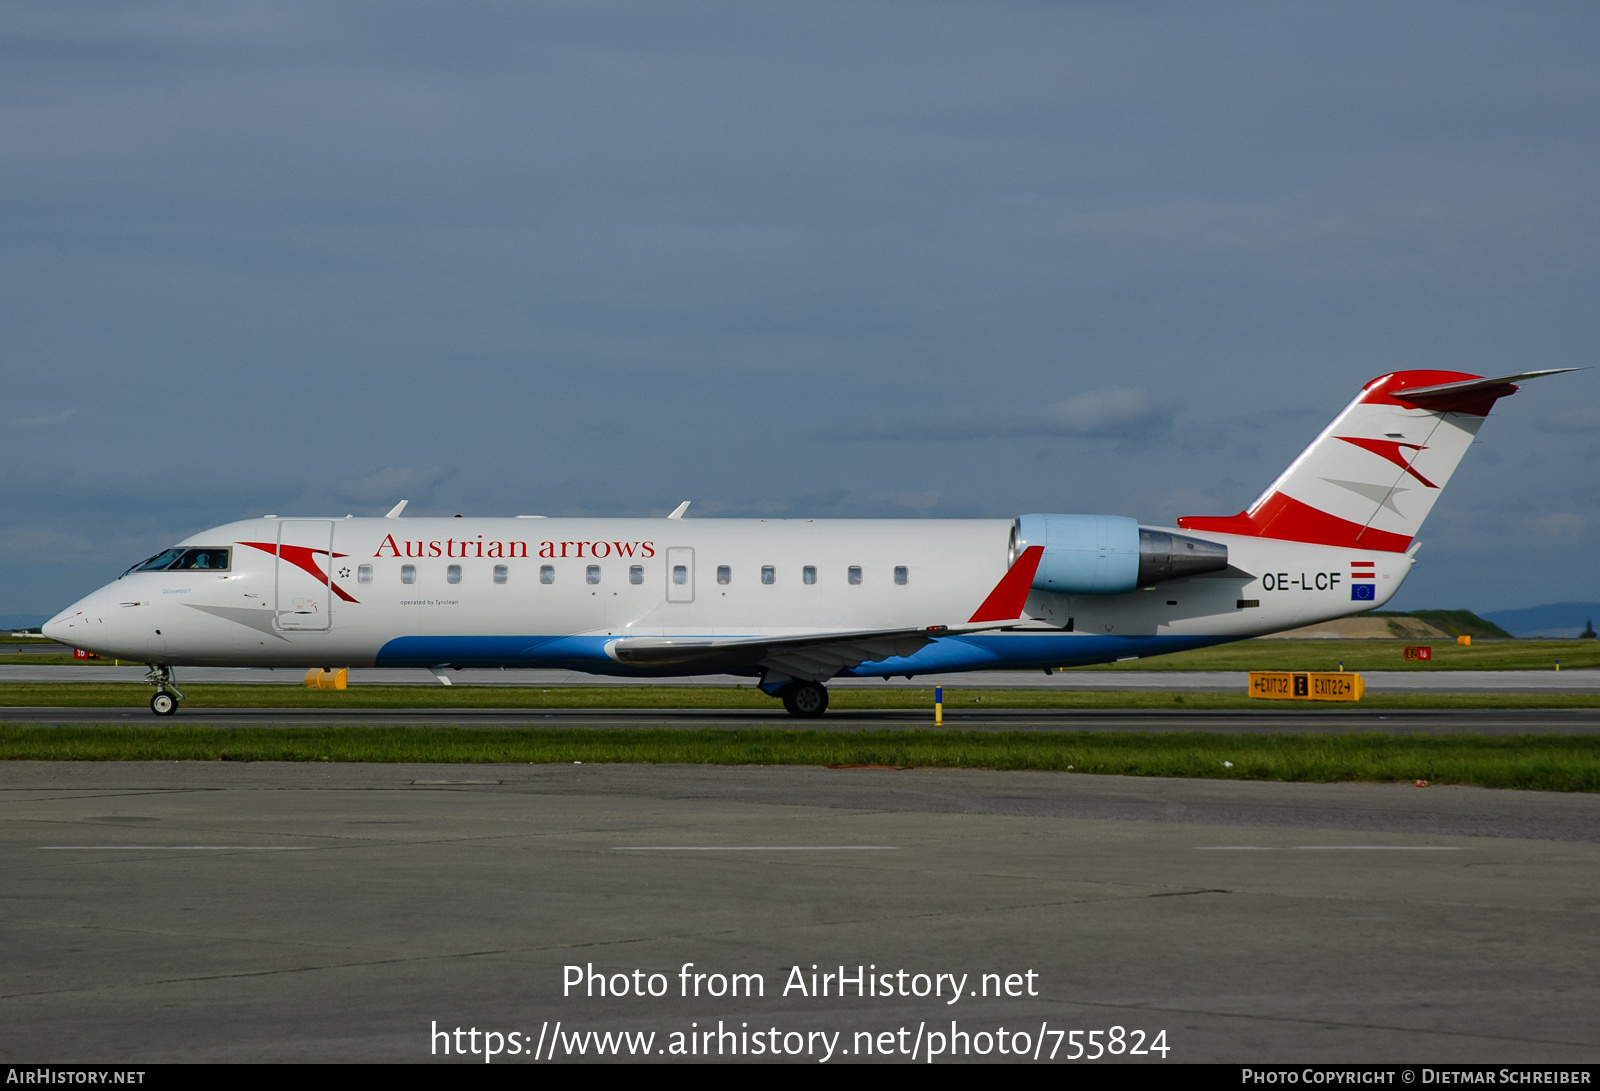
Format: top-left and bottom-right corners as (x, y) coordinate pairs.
(605, 544), (1049, 681)
(607, 623), (973, 681)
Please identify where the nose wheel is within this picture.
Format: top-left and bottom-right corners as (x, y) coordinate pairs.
(144, 665), (183, 716)
(780, 681), (829, 717)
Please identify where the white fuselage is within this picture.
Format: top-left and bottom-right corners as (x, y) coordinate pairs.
(45, 515), (1407, 677)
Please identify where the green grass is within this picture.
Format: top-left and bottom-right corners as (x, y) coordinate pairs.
(0, 725), (1595, 791)
(1371, 609), (1514, 639)
(0, 682), (1596, 711)
(1071, 639), (1598, 672)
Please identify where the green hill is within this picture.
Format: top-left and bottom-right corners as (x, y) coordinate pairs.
(1371, 610), (1513, 640)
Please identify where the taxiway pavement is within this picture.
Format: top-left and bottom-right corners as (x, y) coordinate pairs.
(0, 761), (1595, 1063)
(4, 706), (1600, 734)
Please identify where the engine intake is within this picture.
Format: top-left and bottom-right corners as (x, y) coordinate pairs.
(1011, 514), (1228, 595)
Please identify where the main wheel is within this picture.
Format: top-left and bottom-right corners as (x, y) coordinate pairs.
(150, 691), (178, 716)
(782, 681), (829, 718)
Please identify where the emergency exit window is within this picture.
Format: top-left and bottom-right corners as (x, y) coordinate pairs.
(672, 565), (687, 585)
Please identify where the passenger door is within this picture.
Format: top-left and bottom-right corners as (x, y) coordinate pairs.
(274, 520), (335, 631)
(665, 547), (694, 603)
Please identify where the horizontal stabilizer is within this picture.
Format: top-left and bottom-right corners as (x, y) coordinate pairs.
(1396, 368), (1580, 400)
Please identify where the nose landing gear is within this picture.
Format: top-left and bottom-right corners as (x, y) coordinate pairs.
(145, 665), (183, 716)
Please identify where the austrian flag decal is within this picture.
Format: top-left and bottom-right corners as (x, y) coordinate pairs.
(1350, 560), (1376, 601)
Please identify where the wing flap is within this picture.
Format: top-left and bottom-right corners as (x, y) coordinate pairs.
(607, 626), (945, 678)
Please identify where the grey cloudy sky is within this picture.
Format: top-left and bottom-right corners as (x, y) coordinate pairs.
(3, 1), (1596, 618)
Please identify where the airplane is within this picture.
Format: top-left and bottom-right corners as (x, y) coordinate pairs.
(43, 368), (1575, 716)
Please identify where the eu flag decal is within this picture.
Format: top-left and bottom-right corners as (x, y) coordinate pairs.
(1351, 584), (1376, 601)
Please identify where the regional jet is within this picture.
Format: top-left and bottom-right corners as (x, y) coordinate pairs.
(43, 369), (1574, 715)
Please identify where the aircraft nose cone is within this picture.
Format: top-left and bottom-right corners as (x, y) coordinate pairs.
(42, 588), (111, 647)
(41, 612), (72, 643)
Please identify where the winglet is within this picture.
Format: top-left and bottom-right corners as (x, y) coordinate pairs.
(667, 501), (690, 519)
(968, 546), (1044, 623)
(384, 500), (408, 519)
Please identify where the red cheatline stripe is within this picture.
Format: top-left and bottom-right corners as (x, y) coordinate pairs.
(1178, 492), (1412, 553)
(1351, 561), (1375, 567)
(968, 546), (1044, 624)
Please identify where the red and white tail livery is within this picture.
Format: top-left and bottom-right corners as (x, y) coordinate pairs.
(1178, 370), (1573, 552)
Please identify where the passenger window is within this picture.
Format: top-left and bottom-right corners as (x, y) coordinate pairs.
(540, 565), (555, 584)
(894, 566), (908, 585)
(802, 566), (816, 585)
(848, 566), (862, 585)
(587, 565), (601, 585)
(447, 565), (462, 584)
(357, 564), (373, 584)
(401, 565), (416, 584)
(717, 565), (731, 585)
(761, 566), (775, 585)
(672, 565), (687, 585)
(493, 565), (508, 584)
(629, 565), (643, 585)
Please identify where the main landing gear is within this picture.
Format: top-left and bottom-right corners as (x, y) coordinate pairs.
(778, 681), (829, 718)
(145, 665), (183, 716)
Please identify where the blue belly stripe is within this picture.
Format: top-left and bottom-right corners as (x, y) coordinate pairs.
(375, 632), (1230, 675)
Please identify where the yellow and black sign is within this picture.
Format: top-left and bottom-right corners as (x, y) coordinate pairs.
(1248, 671), (1363, 702)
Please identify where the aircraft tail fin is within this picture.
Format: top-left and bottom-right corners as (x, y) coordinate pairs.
(1177, 369), (1576, 553)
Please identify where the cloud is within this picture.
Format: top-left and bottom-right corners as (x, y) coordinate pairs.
(820, 388), (1178, 442)
(1541, 407), (1600, 433)
(331, 466), (454, 506)
(13, 409), (75, 428)
(1532, 511), (1583, 541)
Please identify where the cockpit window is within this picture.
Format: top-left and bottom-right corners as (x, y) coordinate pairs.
(124, 547), (231, 576)
(125, 549), (185, 576)
(173, 548), (230, 571)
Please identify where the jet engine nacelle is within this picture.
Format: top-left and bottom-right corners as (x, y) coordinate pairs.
(1011, 514), (1228, 595)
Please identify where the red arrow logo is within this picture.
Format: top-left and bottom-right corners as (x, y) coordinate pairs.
(238, 542), (360, 603)
(1335, 437), (1439, 489)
